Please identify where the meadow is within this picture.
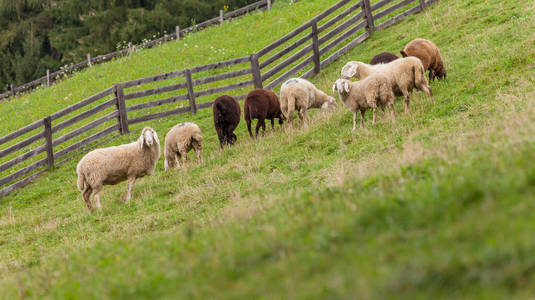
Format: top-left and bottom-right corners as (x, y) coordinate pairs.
(1, 0), (534, 298)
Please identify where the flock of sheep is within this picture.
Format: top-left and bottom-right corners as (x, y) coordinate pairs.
(76, 38), (446, 212)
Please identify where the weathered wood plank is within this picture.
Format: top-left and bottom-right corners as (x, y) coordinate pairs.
(317, 2), (362, 33)
(250, 54), (263, 88)
(184, 69), (197, 114)
(196, 101), (215, 110)
(115, 84), (129, 134)
(320, 31), (370, 69)
(374, 0), (415, 20)
(52, 111), (118, 147)
(122, 71), (186, 88)
(311, 22), (321, 74)
(54, 124), (119, 160)
(192, 68), (251, 86)
(319, 20), (367, 56)
(189, 56), (251, 74)
(0, 168), (47, 198)
(362, 0), (375, 33)
(123, 82), (187, 101)
(0, 158), (47, 187)
(318, 12), (364, 45)
(224, 0), (267, 18)
(234, 93), (248, 101)
(0, 144), (46, 173)
(128, 107), (191, 125)
(265, 56), (313, 90)
(0, 119), (43, 145)
(0, 132), (44, 159)
(43, 117), (54, 168)
(259, 32), (313, 69)
(375, 5), (420, 30)
(50, 87), (115, 121)
(51, 99), (116, 134)
(261, 44), (314, 81)
(194, 80), (253, 98)
(371, 0), (395, 11)
(257, 0), (351, 57)
(127, 94), (189, 112)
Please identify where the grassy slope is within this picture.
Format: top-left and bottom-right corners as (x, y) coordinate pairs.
(1, 0), (535, 298)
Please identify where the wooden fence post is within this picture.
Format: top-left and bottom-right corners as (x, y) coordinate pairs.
(87, 53), (92, 67)
(220, 10), (224, 25)
(362, 0), (375, 34)
(185, 69), (197, 114)
(176, 26), (180, 40)
(114, 84), (129, 134)
(418, 0), (425, 10)
(267, 0), (271, 11)
(46, 69), (50, 86)
(311, 22), (321, 74)
(43, 116), (54, 169)
(249, 53), (263, 89)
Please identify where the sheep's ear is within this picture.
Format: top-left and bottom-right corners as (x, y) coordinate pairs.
(343, 81), (350, 93)
(152, 129), (160, 146)
(138, 134), (145, 150)
(400, 50), (408, 57)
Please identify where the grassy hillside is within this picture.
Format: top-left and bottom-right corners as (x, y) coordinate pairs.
(1, 0), (535, 298)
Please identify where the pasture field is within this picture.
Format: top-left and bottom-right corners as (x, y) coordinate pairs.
(1, 0), (535, 298)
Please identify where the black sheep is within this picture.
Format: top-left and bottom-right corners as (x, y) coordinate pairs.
(213, 95), (241, 148)
(369, 52), (399, 65)
(244, 88), (284, 138)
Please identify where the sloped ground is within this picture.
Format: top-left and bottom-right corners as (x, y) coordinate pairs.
(0, 0), (534, 298)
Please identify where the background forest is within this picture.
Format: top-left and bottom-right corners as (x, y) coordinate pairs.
(0, 0), (257, 92)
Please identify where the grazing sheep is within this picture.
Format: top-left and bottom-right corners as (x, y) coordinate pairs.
(164, 122), (202, 170)
(279, 78), (337, 125)
(244, 88), (284, 138)
(340, 57), (435, 113)
(76, 127), (160, 212)
(401, 38), (446, 81)
(213, 95), (241, 148)
(370, 52), (399, 65)
(333, 77), (395, 130)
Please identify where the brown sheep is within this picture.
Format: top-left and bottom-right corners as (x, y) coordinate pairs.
(244, 88), (284, 138)
(370, 52), (399, 65)
(213, 95), (241, 148)
(400, 38), (446, 81)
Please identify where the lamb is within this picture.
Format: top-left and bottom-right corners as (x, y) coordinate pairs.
(213, 95), (241, 148)
(369, 52), (399, 65)
(279, 78), (337, 124)
(340, 57), (435, 113)
(76, 127), (160, 212)
(400, 38), (446, 81)
(244, 88), (284, 138)
(332, 77), (395, 130)
(164, 122), (202, 170)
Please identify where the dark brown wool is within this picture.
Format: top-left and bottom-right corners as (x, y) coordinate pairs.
(369, 52), (399, 65)
(243, 88), (284, 138)
(212, 95), (241, 148)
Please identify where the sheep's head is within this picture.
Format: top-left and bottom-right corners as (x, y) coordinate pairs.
(332, 79), (351, 95)
(321, 96), (337, 110)
(340, 61), (359, 79)
(138, 127), (160, 150)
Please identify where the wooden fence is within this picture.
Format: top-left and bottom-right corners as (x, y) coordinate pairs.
(0, 0), (272, 101)
(0, 0), (439, 197)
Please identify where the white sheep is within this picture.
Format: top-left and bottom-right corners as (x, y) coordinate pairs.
(76, 127), (160, 212)
(164, 122), (203, 170)
(332, 76), (395, 130)
(279, 78), (337, 124)
(340, 57), (435, 113)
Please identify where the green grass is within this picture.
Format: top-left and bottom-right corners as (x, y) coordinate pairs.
(1, 0), (535, 298)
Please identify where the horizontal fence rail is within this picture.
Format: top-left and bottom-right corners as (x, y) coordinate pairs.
(0, 0), (439, 197)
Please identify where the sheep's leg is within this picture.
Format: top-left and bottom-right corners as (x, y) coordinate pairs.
(271, 118), (275, 130)
(420, 84), (435, 104)
(261, 119), (266, 136)
(93, 186), (103, 211)
(298, 109), (307, 126)
(352, 112), (357, 131)
(429, 69), (436, 82)
(174, 153), (181, 168)
(360, 109), (366, 128)
(372, 108), (377, 125)
(389, 103), (396, 124)
(124, 177), (136, 203)
(255, 119), (263, 138)
(82, 187), (94, 212)
(194, 146), (203, 164)
(402, 90), (411, 113)
(181, 151), (187, 166)
(246, 120), (253, 139)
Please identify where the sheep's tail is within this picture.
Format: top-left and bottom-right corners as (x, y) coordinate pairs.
(76, 169), (86, 191)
